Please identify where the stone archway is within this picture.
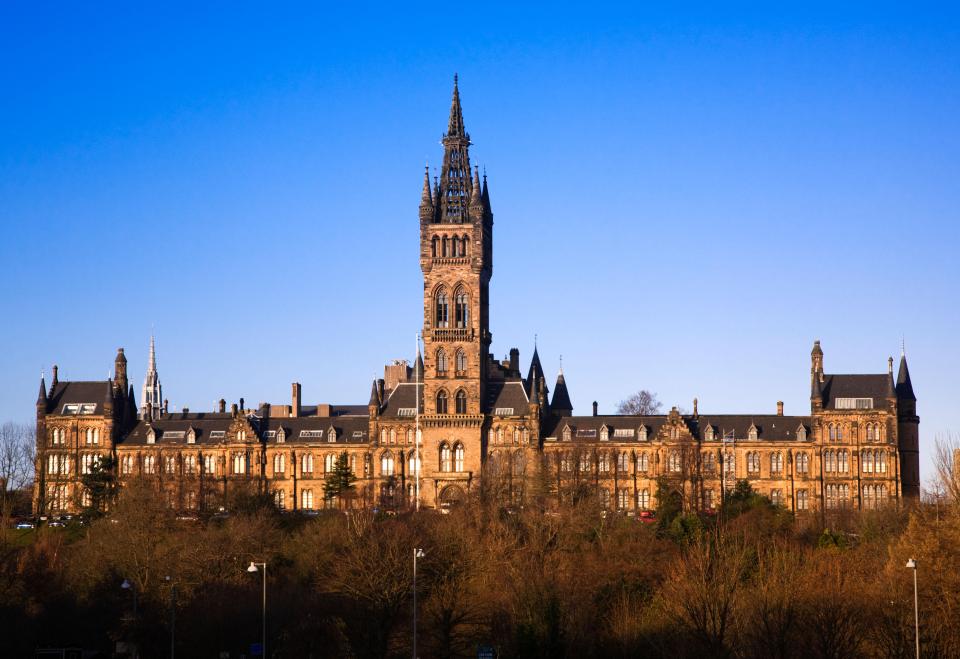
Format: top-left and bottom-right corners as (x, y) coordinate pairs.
(438, 483), (466, 509)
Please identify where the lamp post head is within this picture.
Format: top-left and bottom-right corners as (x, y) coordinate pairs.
(415, 548), (425, 558)
(906, 558), (917, 569)
(247, 562), (259, 573)
(121, 579), (132, 590)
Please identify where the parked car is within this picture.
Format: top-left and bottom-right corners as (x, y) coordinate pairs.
(48, 520), (66, 528)
(15, 520), (35, 530)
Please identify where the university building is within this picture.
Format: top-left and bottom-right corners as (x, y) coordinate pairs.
(32, 79), (920, 516)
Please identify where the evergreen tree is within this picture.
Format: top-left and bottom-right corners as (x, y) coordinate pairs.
(323, 451), (357, 509)
(79, 455), (117, 517)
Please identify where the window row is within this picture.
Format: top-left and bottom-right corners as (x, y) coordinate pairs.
(434, 287), (471, 329)
(488, 426), (529, 446)
(435, 348), (469, 375)
(430, 234), (470, 259)
(435, 389), (468, 414)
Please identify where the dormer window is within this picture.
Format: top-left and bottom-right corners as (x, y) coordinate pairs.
(237, 430), (247, 442)
(277, 428), (286, 444)
(704, 426), (715, 441)
(748, 424), (758, 441)
(146, 428), (156, 444)
(186, 428), (196, 445)
(562, 426), (572, 442)
(327, 427), (337, 443)
(796, 425), (807, 441)
(638, 426), (648, 441)
(600, 425), (609, 441)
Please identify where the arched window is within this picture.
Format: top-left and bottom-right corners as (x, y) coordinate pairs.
(436, 289), (449, 328)
(324, 453), (337, 473)
(301, 453), (314, 474)
(381, 452), (395, 476)
(839, 450), (849, 473)
(579, 452), (592, 472)
(408, 450), (421, 475)
(617, 452), (630, 472)
(455, 349), (467, 373)
(454, 443), (464, 472)
(824, 450), (835, 473)
(796, 452), (809, 474)
(455, 289), (469, 328)
(406, 428), (414, 444)
(747, 452), (760, 473)
(436, 349), (448, 375)
(638, 488), (650, 510)
(638, 452), (649, 472)
(389, 428), (396, 444)
(668, 451), (681, 473)
(451, 235), (459, 257)
(274, 453), (285, 474)
(878, 450), (887, 473)
(441, 235), (448, 257)
(829, 424), (837, 441)
(274, 490), (285, 510)
(301, 488), (314, 510)
(440, 443), (452, 472)
(455, 389), (467, 414)
(770, 452), (783, 474)
(461, 234), (469, 256)
(431, 236), (439, 258)
(436, 390), (448, 414)
(598, 452), (610, 472)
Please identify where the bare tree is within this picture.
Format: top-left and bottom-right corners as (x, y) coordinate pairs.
(616, 390), (662, 416)
(0, 422), (35, 522)
(932, 432), (960, 505)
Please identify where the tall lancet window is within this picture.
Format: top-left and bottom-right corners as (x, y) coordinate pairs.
(436, 289), (449, 328)
(455, 289), (469, 328)
(436, 349), (448, 376)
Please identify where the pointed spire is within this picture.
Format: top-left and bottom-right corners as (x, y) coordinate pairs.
(446, 73), (465, 138)
(148, 335), (157, 371)
(104, 378), (114, 406)
(896, 353), (916, 401)
(481, 168), (491, 214)
(414, 346), (425, 381)
(526, 344), (544, 397)
(37, 374), (48, 406)
(551, 368), (573, 415)
(368, 378), (381, 408)
(420, 164), (433, 207)
(471, 165), (482, 206)
(887, 357), (897, 398)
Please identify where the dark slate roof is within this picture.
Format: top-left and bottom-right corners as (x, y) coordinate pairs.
(896, 355), (916, 401)
(543, 415), (668, 441)
(693, 415), (811, 441)
(525, 347), (544, 397)
(258, 415), (370, 445)
(551, 373), (573, 412)
(47, 381), (111, 416)
(821, 374), (893, 410)
(298, 405), (368, 417)
(381, 383), (423, 417)
(487, 381), (529, 416)
(122, 415), (234, 446)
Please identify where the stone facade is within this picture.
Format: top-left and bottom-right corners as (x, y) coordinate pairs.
(32, 78), (920, 516)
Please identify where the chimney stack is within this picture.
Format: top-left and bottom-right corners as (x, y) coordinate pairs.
(777, 400), (784, 416)
(592, 401), (598, 416)
(318, 403), (331, 417)
(218, 398), (226, 413)
(693, 398), (699, 417)
(231, 403), (238, 417)
(292, 383), (301, 417)
(239, 397), (244, 413)
(52, 364), (59, 387)
(163, 399), (169, 415)
(510, 348), (520, 372)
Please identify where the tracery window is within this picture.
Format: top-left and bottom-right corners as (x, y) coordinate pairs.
(440, 443), (452, 472)
(455, 390), (467, 414)
(796, 452), (809, 474)
(637, 452), (649, 472)
(436, 349), (448, 376)
(301, 488), (314, 510)
(638, 488), (650, 510)
(618, 488), (631, 511)
(436, 289), (449, 328)
(455, 289), (469, 328)
(747, 452), (761, 474)
(324, 453), (337, 473)
(455, 349), (467, 373)
(668, 451), (682, 473)
(436, 390), (448, 414)
(797, 488), (809, 510)
(301, 453), (314, 474)
(617, 452), (630, 472)
(380, 452), (395, 476)
(598, 453), (610, 473)
(770, 452), (783, 474)
(143, 455), (156, 475)
(454, 443), (464, 472)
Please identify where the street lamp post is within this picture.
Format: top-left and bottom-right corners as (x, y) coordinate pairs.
(906, 558), (919, 659)
(247, 561), (267, 658)
(413, 548), (424, 659)
(121, 579), (138, 659)
(165, 575), (176, 659)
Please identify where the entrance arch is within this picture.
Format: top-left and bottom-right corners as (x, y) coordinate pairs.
(438, 484), (466, 509)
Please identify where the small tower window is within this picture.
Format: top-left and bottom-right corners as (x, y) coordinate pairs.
(436, 390), (448, 414)
(436, 289), (449, 328)
(455, 349), (467, 373)
(461, 234), (470, 256)
(455, 289), (469, 328)
(455, 390), (467, 414)
(440, 442), (451, 472)
(436, 349), (448, 376)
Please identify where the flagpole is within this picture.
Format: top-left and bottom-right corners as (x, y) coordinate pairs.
(415, 333), (421, 512)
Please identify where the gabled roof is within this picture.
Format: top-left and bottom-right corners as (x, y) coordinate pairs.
(821, 374), (893, 410)
(487, 381), (529, 415)
(47, 381), (112, 416)
(381, 382), (422, 418)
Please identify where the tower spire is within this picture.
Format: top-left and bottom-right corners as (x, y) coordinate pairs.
(141, 335), (163, 420)
(437, 75), (472, 223)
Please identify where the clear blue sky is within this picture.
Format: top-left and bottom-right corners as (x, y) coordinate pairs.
(2, 4), (957, 485)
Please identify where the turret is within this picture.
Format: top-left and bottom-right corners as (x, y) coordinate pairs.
(896, 351), (920, 499)
(37, 375), (48, 411)
(551, 369), (573, 417)
(810, 340), (824, 412)
(114, 348), (128, 393)
(368, 379), (381, 417)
